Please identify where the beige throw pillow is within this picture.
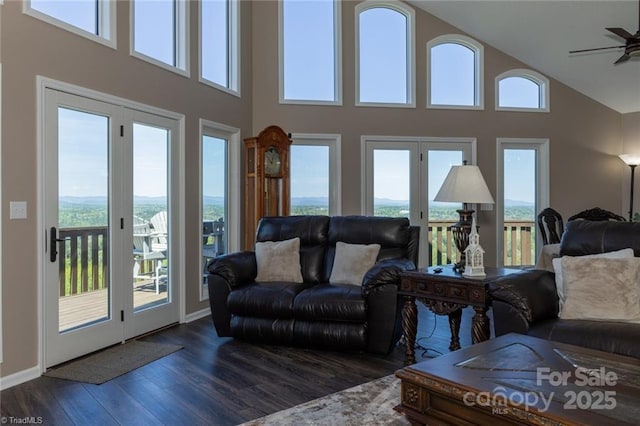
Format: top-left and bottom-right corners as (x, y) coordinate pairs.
(255, 237), (303, 283)
(560, 257), (640, 322)
(329, 242), (381, 286)
(552, 248), (634, 313)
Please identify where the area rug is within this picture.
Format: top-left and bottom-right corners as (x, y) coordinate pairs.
(44, 340), (183, 384)
(241, 374), (409, 426)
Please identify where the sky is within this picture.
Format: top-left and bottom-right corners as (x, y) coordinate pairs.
(51, 0), (538, 205)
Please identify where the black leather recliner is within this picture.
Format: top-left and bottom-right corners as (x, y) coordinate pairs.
(207, 215), (420, 354)
(489, 220), (640, 359)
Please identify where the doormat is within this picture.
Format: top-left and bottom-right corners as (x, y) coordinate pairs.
(44, 340), (183, 385)
(241, 374), (409, 426)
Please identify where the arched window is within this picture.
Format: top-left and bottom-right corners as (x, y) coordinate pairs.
(356, 1), (415, 106)
(427, 35), (484, 109)
(496, 69), (549, 112)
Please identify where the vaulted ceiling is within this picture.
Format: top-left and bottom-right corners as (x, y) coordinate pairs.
(410, 0), (640, 114)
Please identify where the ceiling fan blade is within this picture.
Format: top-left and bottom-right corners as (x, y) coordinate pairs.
(569, 45), (626, 53)
(615, 53), (631, 64)
(606, 27), (634, 39)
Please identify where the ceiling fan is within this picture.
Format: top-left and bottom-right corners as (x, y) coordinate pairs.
(569, 0), (640, 64)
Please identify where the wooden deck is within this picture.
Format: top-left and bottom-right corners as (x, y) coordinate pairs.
(59, 281), (168, 331)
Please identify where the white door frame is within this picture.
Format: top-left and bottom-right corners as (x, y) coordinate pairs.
(361, 136), (476, 268)
(37, 77), (185, 370)
(496, 138), (550, 267)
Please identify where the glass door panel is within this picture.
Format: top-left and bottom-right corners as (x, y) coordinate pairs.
(373, 149), (410, 217)
(57, 107), (110, 332)
(132, 123), (170, 311)
(291, 145), (330, 215)
(503, 149), (536, 267)
(202, 135), (227, 286)
(426, 150), (463, 266)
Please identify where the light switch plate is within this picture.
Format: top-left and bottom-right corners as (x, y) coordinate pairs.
(10, 201), (27, 219)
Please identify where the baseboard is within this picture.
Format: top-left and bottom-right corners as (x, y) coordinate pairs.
(184, 307), (211, 323)
(0, 365), (41, 391)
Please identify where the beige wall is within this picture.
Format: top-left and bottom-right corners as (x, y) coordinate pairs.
(253, 0), (624, 260)
(621, 112), (640, 217)
(1, 1), (252, 377)
(622, 113), (640, 150)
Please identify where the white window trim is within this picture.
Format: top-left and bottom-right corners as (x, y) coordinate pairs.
(199, 119), (241, 301)
(130, 0), (191, 78)
(355, 1), (416, 108)
(496, 138), (550, 267)
(199, 0), (241, 97)
(360, 135), (477, 268)
(495, 69), (550, 112)
(278, 0), (343, 105)
(427, 34), (484, 110)
(290, 133), (342, 215)
(23, 0), (117, 49)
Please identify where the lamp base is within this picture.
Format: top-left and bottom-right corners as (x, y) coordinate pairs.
(451, 209), (474, 272)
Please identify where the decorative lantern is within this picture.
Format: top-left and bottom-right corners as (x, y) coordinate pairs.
(463, 215), (486, 277)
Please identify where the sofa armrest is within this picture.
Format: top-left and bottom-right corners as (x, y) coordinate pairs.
(361, 258), (416, 298)
(207, 251), (257, 289)
(488, 269), (559, 330)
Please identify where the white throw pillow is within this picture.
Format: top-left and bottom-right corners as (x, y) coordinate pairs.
(560, 257), (640, 322)
(255, 237), (303, 283)
(329, 242), (381, 286)
(552, 248), (634, 313)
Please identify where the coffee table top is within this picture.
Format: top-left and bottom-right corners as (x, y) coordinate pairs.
(396, 333), (640, 425)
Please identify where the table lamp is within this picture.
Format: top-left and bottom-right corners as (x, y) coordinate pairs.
(434, 161), (495, 271)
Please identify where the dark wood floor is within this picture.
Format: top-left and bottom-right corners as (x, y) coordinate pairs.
(1, 305), (482, 425)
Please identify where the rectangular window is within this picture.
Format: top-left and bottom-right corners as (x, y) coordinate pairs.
(200, 120), (241, 300)
(291, 145), (330, 215)
(25, 0), (115, 47)
(201, 0), (239, 94)
(291, 134), (341, 215)
(502, 149), (536, 267)
(280, 0), (341, 104)
(132, 0), (188, 74)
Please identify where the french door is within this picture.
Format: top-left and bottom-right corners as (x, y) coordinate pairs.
(43, 88), (180, 367)
(362, 137), (474, 268)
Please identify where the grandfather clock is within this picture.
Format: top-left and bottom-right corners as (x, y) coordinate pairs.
(244, 125), (291, 249)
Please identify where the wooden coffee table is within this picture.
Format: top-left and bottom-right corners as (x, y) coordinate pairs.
(395, 333), (640, 425)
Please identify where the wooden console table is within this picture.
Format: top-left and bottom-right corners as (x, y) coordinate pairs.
(399, 265), (522, 365)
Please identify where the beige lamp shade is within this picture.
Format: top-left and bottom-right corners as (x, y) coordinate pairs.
(434, 164), (495, 204)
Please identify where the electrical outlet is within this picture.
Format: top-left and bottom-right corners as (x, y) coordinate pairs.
(10, 201), (27, 219)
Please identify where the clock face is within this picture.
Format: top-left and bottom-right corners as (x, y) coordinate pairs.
(264, 146), (282, 175)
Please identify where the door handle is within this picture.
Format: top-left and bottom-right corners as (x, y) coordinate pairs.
(49, 227), (69, 263)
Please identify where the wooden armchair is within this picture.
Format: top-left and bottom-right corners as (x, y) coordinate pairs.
(537, 208), (564, 245)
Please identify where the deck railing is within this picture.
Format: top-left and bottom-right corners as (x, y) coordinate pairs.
(428, 220), (535, 267)
(58, 226), (109, 297)
(58, 220), (536, 297)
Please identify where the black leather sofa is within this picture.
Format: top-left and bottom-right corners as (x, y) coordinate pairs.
(207, 215), (420, 354)
(489, 219), (640, 359)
